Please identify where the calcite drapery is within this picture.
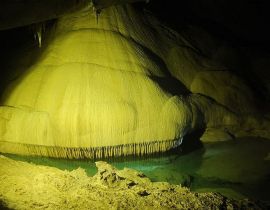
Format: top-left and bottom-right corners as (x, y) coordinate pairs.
(0, 5), (192, 158)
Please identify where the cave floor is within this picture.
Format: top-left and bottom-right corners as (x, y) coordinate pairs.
(2, 137), (270, 203)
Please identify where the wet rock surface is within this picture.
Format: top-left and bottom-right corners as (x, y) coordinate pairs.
(0, 155), (269, 210)
(200, 128), (235, 142)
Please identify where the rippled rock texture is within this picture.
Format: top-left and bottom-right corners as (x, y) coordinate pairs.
(0, 4), (269, 158)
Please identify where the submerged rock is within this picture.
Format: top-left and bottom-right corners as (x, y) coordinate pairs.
(0, 155), (268, 210)
(200, 128), (235, 142)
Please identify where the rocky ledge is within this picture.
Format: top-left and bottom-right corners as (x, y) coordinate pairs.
(0, 155), (268, 209)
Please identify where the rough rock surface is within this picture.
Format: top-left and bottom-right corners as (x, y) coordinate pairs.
(0, 155), (268, 210)
(1, 4), (270, 159)
(200, 128), (234, 142)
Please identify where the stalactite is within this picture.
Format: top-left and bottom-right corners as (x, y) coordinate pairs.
(0, 140), (182, 159)
(32, 22), (46, 48)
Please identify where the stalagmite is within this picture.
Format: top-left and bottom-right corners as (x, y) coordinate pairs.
(0, 4), (193, 159)
(2, 2), (269, 159)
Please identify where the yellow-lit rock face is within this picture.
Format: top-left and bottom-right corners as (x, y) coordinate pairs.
(0, 5), (192, 158)
(1, 155), (260, 209)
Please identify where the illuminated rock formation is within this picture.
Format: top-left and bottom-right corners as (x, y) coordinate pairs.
(0, 155), (267, 209)
(0, 5), (193, 158)
(0, 4), (269, 158)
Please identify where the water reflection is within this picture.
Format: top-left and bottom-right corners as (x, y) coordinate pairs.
(3, 137), (270, 202)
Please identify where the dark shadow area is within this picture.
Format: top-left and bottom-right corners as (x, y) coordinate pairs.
(139, 0), (270, 46)
(135, 0), (270, 112)
(0, 20), (56, 101)
(131, 35), (191, 97)
(0, 26), (32, 97)
(246, 177), (270, 202)
(0, 201), (11, 210)
(150, 75), (190, 96)
(180, 128), (205, 155)
(130, 36), (171, 77)
(163, 129), (206, 186)
(189, 137), (270, 202)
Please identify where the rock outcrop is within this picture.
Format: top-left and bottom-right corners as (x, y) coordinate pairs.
(0, 4), (269, 159)
(0, 155), (268, 210)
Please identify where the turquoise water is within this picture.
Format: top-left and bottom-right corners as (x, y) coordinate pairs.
(3, 137), (270, 202)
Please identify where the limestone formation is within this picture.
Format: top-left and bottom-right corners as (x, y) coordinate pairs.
(0, 4), (269, 159)
(0, 155), (268, 210)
